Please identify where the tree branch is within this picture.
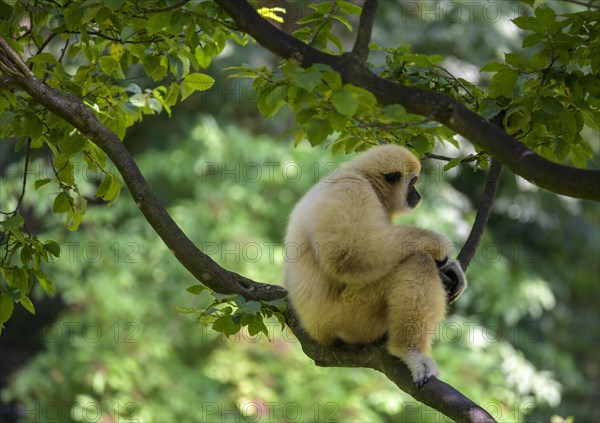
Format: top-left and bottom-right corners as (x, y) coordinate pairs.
(351, 0), (378, 63)
(214, 0), (600, 202)
(457, 158), (504, 271)
(0, 37), (286, 303)
(284, 308), (496, 423)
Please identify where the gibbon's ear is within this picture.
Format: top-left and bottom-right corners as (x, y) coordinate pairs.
(438, 259), (467, 304)
(383, 171), (402, 184)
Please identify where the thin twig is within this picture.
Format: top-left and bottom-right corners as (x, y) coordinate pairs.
(37, 33), (58, 55)
(456, 158), (504, 271)
(15, 139), (31, 214)
(0, 38), (35, 77)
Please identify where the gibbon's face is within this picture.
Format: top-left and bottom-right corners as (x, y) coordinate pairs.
(386, 168), (421, 214)
(349, 145), (423, 216)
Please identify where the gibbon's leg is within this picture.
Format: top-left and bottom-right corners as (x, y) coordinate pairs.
(329, 285), (390, 346)
(385, 252), (447, 388)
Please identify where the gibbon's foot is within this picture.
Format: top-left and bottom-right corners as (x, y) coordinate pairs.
(438, 259), (467, 304)
(411, 352), (439, 388)
(392, 349), (440, 389)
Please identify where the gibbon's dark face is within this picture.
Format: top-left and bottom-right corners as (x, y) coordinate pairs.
(407, 176), (421, 208)
(384, 171), (421, 214)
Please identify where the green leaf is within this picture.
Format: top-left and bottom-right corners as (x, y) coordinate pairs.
(53, 192), (71, 214)
(212, 315), (240, 336)
(261, 298), (288, 312)
(522, 33), (546, 48)
(331, 15), (352, 31)
(143, 54), (169, 81)
(211, 293), (237, 302)
(181, 73), (215, 101)
(147, 12), (172, 35)
(98, 56), (124, 79)
(443, 157), (463, 171)
(337, 0), (362, 15)
(328, 111), (349, 132)
(186, 285), (206, 295)
(582, 110), (600, 131)
(504, 53), (522, 68)
(0, 215), (24, 230)
(480, 62), (508, 73)
(43, 241), (61, 257)
(0, 293), (14, 327)
(296, 12), (323, 25)
(20, 295), (35, 315)
(489, 68), (518, 97)
(63, 4), (84, 31)
(409, 135), (432, 157)
(295, 108), (317, 125)
(27, 52), (57, 66)
(382, 104), (407, 121)
(34, 270), (55, 295)
(238, 300), (262, 316)
(539, 96), (564, 116)
(512, 16), (541, 31)
(34, 178), (52, 190)
(331, 89), (359, 116)
(67, 209), (84, 231)
(257, 85), (286, 117)
(247, 314), (268, 337)
(479, 98), (503, 119)
(292, 69), (322, 91)
(175, 306), (197, 314)
(54, 155), (74, 185)
(554, 139), (571, 161)
(535, 7), (556, 27)
(304, 117), (333, 146)
(95, 173), (120, 203)
(59, 135), (87, 155)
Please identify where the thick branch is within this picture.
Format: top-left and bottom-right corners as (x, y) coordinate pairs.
(457, 158), (504, 271)
(215, 0), (600, 202)
(284, 308), (496, 423)
(0, 38), (285, 303)
(351, 0), (378, 62)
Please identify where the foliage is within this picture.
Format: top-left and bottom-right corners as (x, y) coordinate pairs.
(180, 287), (287, 339)
(480, 7), (599, 167)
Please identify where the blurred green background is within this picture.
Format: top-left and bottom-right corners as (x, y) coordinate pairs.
(1, 1), (598, 422)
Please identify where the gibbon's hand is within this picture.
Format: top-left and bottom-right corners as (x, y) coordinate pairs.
(437, 259), (467, 304)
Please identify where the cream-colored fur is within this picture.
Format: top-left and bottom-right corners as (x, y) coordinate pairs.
(284, 144), (459, 387)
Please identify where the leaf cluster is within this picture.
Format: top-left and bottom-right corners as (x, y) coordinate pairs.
(229, 62), (462, 158)
(180, 285), (287, 339)
(0, 215), (59, 332)
(480, 7), (599, 167)
(1, 0), (225, 323)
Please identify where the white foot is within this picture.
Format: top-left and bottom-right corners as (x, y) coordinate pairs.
(401, 350), (440, 388)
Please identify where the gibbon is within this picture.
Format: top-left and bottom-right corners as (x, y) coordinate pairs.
(284, 144), (467, 387)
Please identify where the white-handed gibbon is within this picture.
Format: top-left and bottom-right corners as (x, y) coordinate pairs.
(284, 144), (467, 387)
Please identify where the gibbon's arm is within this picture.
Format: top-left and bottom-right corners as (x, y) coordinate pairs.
(393, 225), (453, 263)
(308, 179), (450, 285)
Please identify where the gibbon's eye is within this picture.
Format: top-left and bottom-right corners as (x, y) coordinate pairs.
(409, 176), (419, 186)
(384, 171), (402, 184)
